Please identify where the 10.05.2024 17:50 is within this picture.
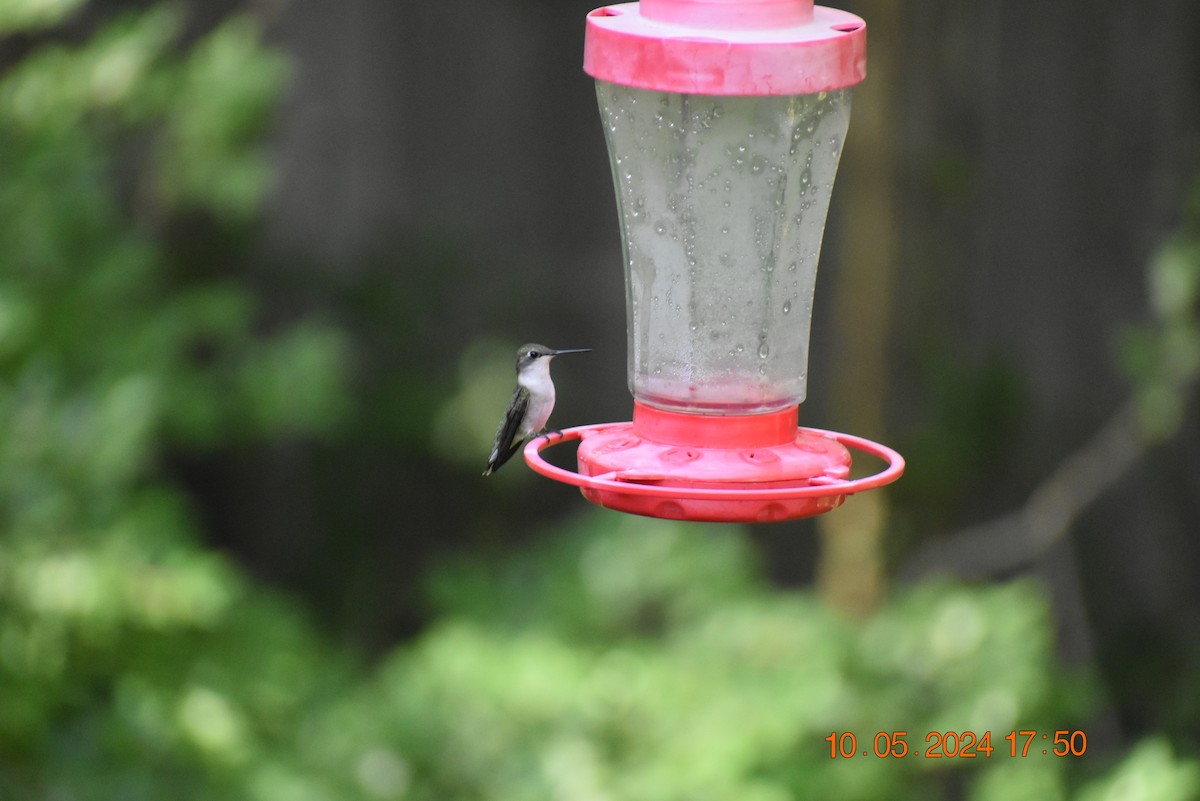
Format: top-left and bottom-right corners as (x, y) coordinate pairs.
(826, 730), (1088, 759)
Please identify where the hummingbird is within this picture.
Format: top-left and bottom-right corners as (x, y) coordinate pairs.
(483, 343), (591, 476)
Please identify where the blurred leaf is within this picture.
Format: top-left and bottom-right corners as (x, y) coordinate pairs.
(1118, 219), (1200, 441)
(0, 6), (180, 133)
(970, 760), (1067, 801)
(157, 15), (288, 221)
(237, 322), (351, 438)
(432, 338), (517, 470)
(426, 512), (761, 640)
(1149, 240), (1200, 322)
(1076, 738), (1200, 801)
(0, 0), (87, 33)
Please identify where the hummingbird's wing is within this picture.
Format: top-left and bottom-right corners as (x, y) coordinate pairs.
(483, 387), (529, 476)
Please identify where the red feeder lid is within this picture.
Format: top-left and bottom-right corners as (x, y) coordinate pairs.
(584, 0), (866, 96)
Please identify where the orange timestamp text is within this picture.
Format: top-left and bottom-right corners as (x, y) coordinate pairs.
(825, 730), (1087, 759)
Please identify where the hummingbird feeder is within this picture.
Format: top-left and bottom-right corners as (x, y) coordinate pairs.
(524, 0), (904, 522)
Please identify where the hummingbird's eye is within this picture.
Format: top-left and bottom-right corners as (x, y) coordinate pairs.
(527, 350), (540, 359)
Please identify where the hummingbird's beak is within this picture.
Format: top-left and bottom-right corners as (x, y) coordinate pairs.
(551, 348), (591, 356)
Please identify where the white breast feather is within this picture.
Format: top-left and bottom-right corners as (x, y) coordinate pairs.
(517, 359), (556, 437)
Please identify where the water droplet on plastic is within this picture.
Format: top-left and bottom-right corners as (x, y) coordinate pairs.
(758, 341), (770, 358)
(783, 300), (792, 314)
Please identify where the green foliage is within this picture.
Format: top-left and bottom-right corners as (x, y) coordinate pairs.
(299, 512), (1198, 801)
(0, 8), (343, 450)
(0, 4), (350, 798)
(1076, 738), (1200, 801)
(426, 512), (762, 638)
(159, 14), (288, 221)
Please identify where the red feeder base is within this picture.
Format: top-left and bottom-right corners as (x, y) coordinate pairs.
(525, 402), (904, 523)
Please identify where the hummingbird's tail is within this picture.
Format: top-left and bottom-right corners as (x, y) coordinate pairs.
(482, 439), (523, 476)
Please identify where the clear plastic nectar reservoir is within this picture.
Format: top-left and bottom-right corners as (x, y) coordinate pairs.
(598, 84), (851, 413)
